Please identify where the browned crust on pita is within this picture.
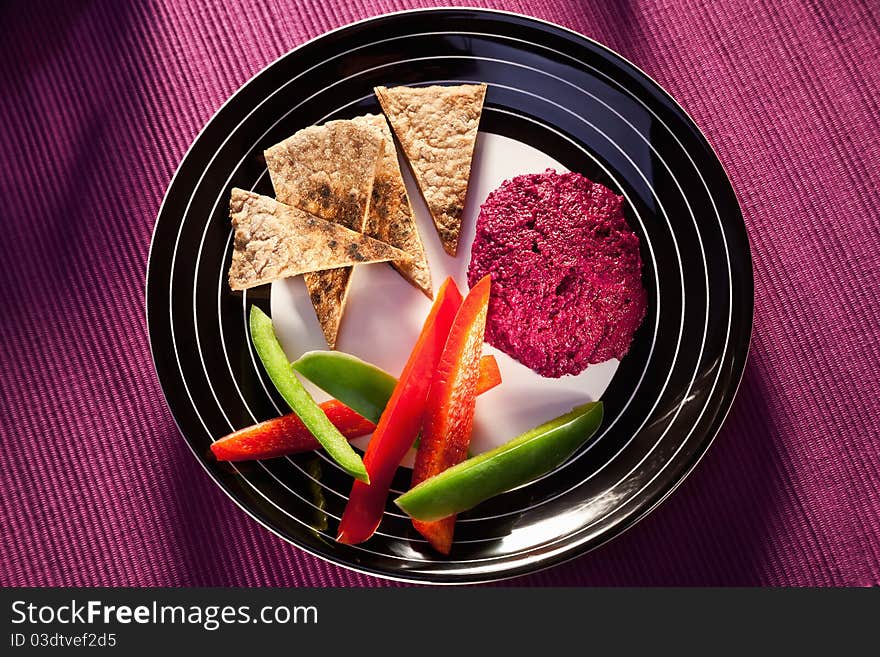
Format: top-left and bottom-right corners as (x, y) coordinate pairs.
(264, 120), (385, 348)
(264, 120), (383, 231)
(227, 189), (409, 292)
(375, 83), (486, 256)
(352, 114), (433, 298)
(304, 266), (352, 348)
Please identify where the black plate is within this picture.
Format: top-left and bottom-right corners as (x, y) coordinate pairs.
(146, 9), (753, 583)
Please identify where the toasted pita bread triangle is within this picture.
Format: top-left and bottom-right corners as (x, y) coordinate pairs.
(375, 83), (486, 256)
(227, 189), (409, 292)
(352, 114), (433, 298)
(264, 120), (385, 348)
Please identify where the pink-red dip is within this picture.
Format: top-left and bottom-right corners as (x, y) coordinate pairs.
(467, 170), (647, 378)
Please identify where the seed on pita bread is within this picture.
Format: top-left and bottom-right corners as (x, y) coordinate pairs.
(264, 120), (385, 348)
(227, 188), (409, 292)
(375, 83), (487, 256)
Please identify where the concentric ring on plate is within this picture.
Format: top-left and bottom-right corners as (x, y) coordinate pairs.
(146, 8), (752, 583)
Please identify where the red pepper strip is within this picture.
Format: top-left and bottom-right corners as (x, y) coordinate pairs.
(210, 400), (373, 462)
(337, 277), (464, 545)
(476, 354), (501, 394)
(209, 355), (501, 462)
(412, 275), (492, 554)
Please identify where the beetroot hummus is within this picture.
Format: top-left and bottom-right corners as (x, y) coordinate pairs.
(467, 170), (647, 378)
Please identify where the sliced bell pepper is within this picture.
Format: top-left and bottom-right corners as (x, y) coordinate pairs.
(396, 402), (604, 521)
(211, 354), (502, 461)
(410, 274), (491, 554)
(477, 353), (501, 397)
(294, 351), (502, 424)
(337, 277), (463, 545)
(211, 351), (501, 461)
(210, 400), (373, 461)
(249, 306), (368, 482)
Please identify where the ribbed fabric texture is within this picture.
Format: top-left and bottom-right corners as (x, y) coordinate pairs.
(1, 0), (878, 587)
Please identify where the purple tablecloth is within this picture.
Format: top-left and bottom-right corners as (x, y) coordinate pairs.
(2, 0), (878, 587)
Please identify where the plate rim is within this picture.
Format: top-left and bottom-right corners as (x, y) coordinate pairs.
(145, 7), (755, 585)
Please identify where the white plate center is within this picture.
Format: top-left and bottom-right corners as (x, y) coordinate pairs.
(271, 131), (619, 466)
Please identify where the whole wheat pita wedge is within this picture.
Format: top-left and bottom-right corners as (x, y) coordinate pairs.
(264, 120), (385, 348)
(227, 189), (410, 292)
(352, 114), (433, 298)
(374, 83), (487, 256)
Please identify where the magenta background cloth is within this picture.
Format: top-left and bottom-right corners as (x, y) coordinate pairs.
(2, 0), (878, 587)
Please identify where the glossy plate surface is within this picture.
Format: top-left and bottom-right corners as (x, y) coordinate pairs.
(146, 9), (753, 583)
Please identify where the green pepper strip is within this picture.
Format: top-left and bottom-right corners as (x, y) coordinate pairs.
(395, 402), (603, 522)
(249, 307), (368, 483)
(291, 351), (397, 425)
